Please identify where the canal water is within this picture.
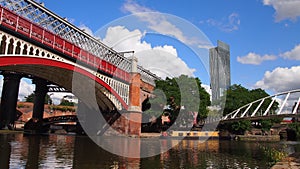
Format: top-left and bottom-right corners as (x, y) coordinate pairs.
(0, 133), (300, 169)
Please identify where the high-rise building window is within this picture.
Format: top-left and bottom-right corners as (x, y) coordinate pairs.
(209, 40), (231, 103)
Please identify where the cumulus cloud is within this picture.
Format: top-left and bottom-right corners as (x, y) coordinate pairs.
(280, 44), (300, 60)
(0, 76), (68, 105)
(255, 66), (300, 93)
(102, 26), (195, 78)
(0, 77), (34, 101)
(122, 1), (187, 44)
(237, 52), (276, 65)
(122, 0), (207, 46)
(48, 92), (72, 105)
(18, 79), (35, 101)
(103, 26), (150, 52)
(263, 0), (300, 22)
(78, 24), (95, 37)
(201, 84), (212, 101)
(204, 13), (240, 32)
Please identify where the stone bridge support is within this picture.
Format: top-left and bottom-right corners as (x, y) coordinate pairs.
(32, 78), (48, 120)
(23, 78), (49, 133)
(113, 56), (142, 136)
(0, 72), (22, 129)
(126, 71), (142, 136)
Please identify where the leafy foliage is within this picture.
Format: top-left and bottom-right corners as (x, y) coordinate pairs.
(288, 122), (300, 138)
(59, 99), (75, 106)
(144, 75), (211, 125)
(223, 84), (278, 116)
(260, 119), (273, 132)
(259, 118), (282, 132)
(49, 105), (75, 112)
(25, 93), (52, 104)
(259, 144), (288, 166)
(229, 120), (252, 135)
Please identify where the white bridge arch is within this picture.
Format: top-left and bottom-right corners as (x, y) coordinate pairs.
(222, 89), (300, 121)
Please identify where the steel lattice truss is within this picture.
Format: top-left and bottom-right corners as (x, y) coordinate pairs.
(0, 0), (160, 85)
(48, 85), (68, 93)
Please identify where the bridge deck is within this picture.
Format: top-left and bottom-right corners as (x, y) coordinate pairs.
(0, 0), (160, 85)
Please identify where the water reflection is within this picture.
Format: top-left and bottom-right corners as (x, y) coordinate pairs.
(0, 133), (299, 169)
(0, 134), (11, 169)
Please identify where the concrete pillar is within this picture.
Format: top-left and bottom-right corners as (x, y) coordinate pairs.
(32, 78), (48, 120)
(0, 72), (21, 129)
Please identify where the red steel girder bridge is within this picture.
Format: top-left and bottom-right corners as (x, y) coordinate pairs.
(0, 0), (160, 135)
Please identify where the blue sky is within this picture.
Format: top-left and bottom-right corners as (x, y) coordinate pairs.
(39, 0), (300, 91)
(2, 0), (300, 102)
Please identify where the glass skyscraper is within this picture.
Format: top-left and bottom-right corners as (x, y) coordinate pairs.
(209, 40), (231, 103)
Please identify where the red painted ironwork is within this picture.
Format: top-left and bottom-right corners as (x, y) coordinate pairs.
(0, 6), (130, 82)
(0, 56), (129, 110)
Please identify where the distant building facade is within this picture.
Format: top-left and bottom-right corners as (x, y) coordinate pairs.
(209, 40), (231, 102)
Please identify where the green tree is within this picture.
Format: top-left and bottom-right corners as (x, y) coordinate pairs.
(25, 93), (35, 102)
(223, 84), (251, 115)
(249, 88), (278, 114)
(25, 92), (52, 104)
(288, 122), (300, 139)
(259, 118), (282, 133)
(59, 99), (75, 106)
(230, 120), (252, 135)
(260, 119), (273, 133)
(223, 84), (278, 116)
(145, 75), (210, 125)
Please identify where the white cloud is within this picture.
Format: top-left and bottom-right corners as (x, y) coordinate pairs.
(255, 66), (300, 93)
(263, 0), (300, 22)
(198, 44), (214, 50)
(280, 44), (300, 60)
(205, 13), (240, 32)
(78, 24), (95, 37)
(122, 0), (153, 13)
(103, 26), (195, 78)
(201, 84), (212, 101)
(18, 79), (35, 101)
(0, 76), (66, 105)
(0, 77), (35, 101)
(122, 1), (205, 46)
(237, 52), (276, 65)
(103, 26), (150, 52)
(49, 92), (71, 105)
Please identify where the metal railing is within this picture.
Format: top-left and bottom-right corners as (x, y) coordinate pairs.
(0, 0), (160, 85)
(223, 89), (300, 121)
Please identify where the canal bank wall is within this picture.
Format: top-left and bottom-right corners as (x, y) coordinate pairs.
(271, 152), (300, 169)
(236, 135), (280, 141)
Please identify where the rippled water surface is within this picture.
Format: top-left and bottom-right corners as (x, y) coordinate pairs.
(0, 133), (299, 169)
